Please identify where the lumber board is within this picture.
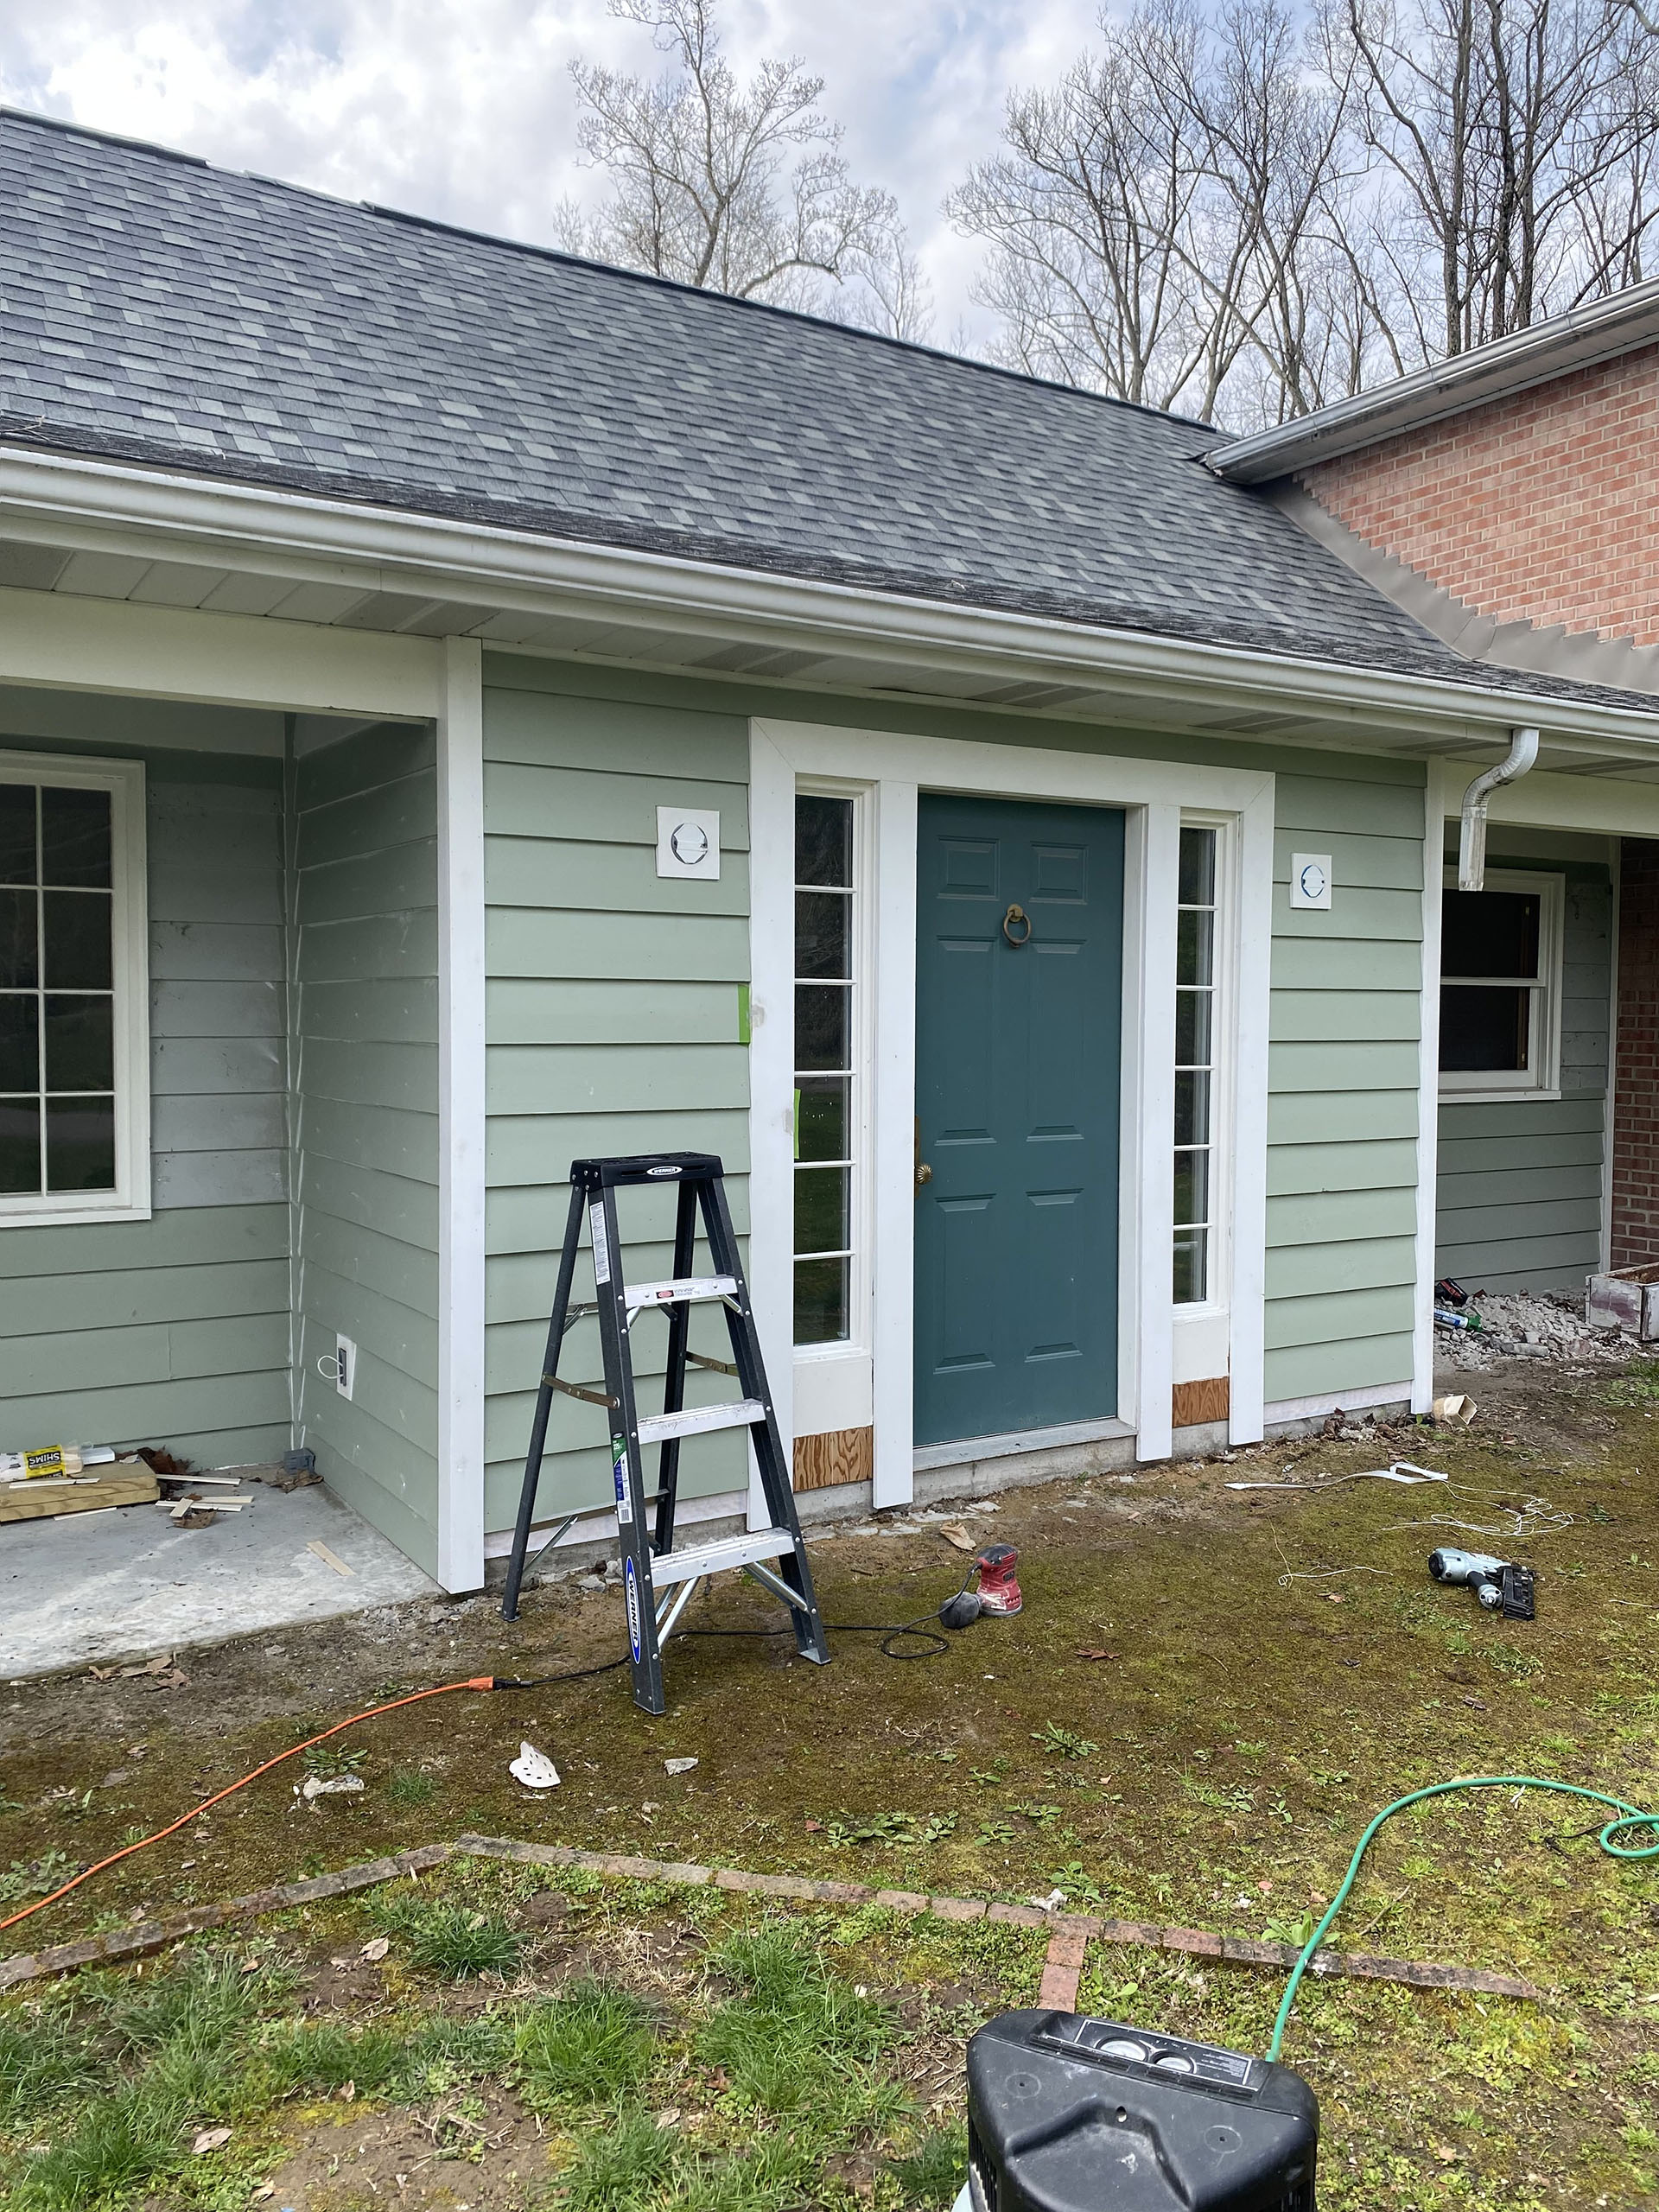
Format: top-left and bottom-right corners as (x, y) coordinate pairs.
(0, 1461), (158, 1522)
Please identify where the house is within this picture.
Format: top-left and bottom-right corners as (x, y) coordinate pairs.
(5, 108), (1659, 1599)
(1210, 287), (1659, 1299)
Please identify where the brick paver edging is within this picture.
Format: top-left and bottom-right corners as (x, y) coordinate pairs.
(0, 1833), (1542, 2005)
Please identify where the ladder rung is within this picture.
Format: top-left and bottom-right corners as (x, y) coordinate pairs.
(636, 1399), (766, 1446)
(626, 1274), (739, 1313)
(651, 1526), (798, 1586)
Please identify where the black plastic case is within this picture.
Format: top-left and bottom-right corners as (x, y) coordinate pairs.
(966, 2010), (1319, 2211)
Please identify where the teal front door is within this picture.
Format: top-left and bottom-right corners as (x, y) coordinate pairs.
(913, 794), (1124, 1447)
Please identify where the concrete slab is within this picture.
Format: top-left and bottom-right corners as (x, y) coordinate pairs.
(0, 1482), (439, 1679)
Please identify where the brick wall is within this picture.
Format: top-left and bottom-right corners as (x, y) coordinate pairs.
(1301, 343), (1659, 647)
(1612, 839), (1659, 1268)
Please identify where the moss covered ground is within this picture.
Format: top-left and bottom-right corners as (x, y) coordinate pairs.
(0, 1352), (1655, 2208)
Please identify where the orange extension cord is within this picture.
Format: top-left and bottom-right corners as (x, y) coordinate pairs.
(0, 1676), (498, 1941)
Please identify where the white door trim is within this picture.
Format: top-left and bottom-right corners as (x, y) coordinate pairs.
(435, 637), (487, 1592)
(747, 717), (1274, 1500)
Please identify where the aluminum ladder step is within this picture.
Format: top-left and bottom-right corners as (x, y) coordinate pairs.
(652, 1525), (798, 1588)
(626, 1274), (739, 1313)
(636, 1398), (765, 1446)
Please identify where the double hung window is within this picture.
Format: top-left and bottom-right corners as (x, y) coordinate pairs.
(1440, 872), (1562, 1096)
(0, 755), (146, 1220)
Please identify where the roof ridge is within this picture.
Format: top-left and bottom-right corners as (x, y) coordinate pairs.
(0, 102), (1217, 439)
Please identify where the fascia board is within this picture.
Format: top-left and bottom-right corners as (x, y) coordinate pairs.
(3, 442), (1659, 756)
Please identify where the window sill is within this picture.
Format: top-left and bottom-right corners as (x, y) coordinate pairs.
(0, 1198), (152, 1229)
(1439, 1085), (1561, 1105)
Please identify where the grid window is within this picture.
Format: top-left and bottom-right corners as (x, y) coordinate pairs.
(0, 780), (117, 1196)
(1440, 888), (1542, 1074)
(1173, 824), (1217, 1303)
(794, 793), (855, 1344)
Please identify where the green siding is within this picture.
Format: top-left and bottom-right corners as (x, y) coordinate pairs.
(290, 721), (440, 1569)
(0, 714), (290, 1468)
(481, 690), (754, 1533)
(1435, 842), (1611, 1294)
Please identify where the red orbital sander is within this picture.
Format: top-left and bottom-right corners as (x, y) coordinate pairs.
(939, 1541), (1022, 1630)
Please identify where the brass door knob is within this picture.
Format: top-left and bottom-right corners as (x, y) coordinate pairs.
(915, 1161), (933, 1192)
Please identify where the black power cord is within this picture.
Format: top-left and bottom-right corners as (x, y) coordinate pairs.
(493, 1565), (979, 1687)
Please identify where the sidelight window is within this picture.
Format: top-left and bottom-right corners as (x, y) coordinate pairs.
(1173, 823), (1217, 1303)
(0, 755), (147, 1221)
(793, 792), (857, 1344)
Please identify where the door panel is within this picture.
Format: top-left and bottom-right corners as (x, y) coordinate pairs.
(914, 793), (1123, 1446)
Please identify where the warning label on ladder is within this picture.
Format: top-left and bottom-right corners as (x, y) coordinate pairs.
(590, 1203), (612, 1284)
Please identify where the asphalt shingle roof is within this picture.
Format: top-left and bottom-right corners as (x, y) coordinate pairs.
(0, 106), (1650, 713)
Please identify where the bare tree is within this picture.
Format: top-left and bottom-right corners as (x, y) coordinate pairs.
(559, 0), (924, 335)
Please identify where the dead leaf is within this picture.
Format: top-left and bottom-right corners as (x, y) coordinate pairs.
(1433, 2145), (1460, 2164)
(1076, 1649), (1121, 1662)
(86, 1665), (117, 1681)
(1324, 1593), (1344, 1605)
(804, 1818), (826, 1833)
(191, 2127), (232, 2156)
(360, 1936), (391, 1962)
(335, 2080), (357, 2102)
(938, 1523), (976, 1552)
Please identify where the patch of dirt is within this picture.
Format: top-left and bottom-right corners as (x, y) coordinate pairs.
(261, 2085), (544, 2212)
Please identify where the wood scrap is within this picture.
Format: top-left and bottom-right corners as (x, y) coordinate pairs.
(307, 1538), (353, 1578)
(0, 1461), (158, 1524)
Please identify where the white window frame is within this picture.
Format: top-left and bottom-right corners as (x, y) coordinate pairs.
(791, 779), (877, 1421)
(1172, 810), (1237, 1388)
(1438, 866), (1564, 1102)
(749, 717), (1274, 1516)
(0, 748), (150, 1226)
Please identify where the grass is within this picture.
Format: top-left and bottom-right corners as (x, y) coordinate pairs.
(514, 1978), (656, 2106)
(365, 1891), (523, 1978)
(887, 2124), (969, 2209)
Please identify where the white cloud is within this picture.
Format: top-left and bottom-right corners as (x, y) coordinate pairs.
(0, 0), (1104, 343)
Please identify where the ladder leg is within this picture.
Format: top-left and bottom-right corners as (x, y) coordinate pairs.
(501, 1179), (588, 1623)
(593, 1182), (668, 1715)
(653, 1179), (698, 1557)
(701, 1175), (831, 1668)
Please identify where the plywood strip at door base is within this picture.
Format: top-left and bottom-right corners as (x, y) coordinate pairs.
(1172, 1376), (1230, 1429)
(792, 1426), (874, 1491)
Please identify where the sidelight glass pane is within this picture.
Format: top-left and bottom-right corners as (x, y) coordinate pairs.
(796, 794), (853, 888)
(43, 890), (113, 990)
(0, 888), (37, 988)
(44, 995), (114, 1092)
(0, 1098), (40, 1192)
(0, 786), (35, 885)
(46, 1097), (115, 1191)
(794, 1256), (849, 1344)
(1174, 1147), (1209, 1230)
(796, 1076), (849, 1163)
(1173, 1228), (1208, 1304)
(1441, 889), (1540, 982)
(41, 787), (111, 888)
(1177, 906), (1213, 988)
(1179, 824), (1216, 906)
(794, 1163), (849, 1256)
(795, 982), (849, 1071)
(795, 888), (851, 979)
(1174, 1068), (1210, 1148)
(0, 995), (36, 1092)
(1440, 984), (1530, 1072)
(1174, 986), (1211, 1068)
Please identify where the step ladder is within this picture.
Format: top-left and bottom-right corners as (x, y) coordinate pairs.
(499, 1151), (830, 1714)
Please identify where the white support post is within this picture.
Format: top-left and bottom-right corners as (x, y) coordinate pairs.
(1412, 763), (1447, 1416)
(436, 637), (487, 1592)
(1227, 788), (1274, 1445)
(1136, 803), (1180, 1462)
(747, 728), (797, 1529)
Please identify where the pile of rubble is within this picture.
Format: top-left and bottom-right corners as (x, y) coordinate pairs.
(1437, 1288), (1630, 1371)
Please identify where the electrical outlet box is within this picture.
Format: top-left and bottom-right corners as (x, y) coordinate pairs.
(335, 1333), (356, 1401)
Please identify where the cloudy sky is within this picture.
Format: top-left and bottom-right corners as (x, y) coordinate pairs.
(0, 1), (1106, 345)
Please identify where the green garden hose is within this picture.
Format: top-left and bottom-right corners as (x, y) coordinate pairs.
(1268, 1775), (1659, 2060)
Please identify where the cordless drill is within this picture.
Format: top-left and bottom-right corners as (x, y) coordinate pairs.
(1429, 1548), (1535, 1619)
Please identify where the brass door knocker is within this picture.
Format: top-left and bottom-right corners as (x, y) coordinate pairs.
(1002, 903), (1032, 946)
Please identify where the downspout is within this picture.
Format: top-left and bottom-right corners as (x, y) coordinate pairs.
(1459, 728), (1540, 891)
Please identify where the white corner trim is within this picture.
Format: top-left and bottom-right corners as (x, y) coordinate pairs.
(436, 637), (487, 1592)
(747, 715), (1274, 1487)
(1227, 788), (1274, 1444)
(1413, 765), (1446, 1414)
(1265, 1380), (1414, 1424)
(0, 746), (149, 1226)
(1603, 836), (1620, 1274)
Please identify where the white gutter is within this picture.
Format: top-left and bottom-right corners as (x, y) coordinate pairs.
(1208, 281), (1659, 486)
(3, 443), (1659, 754)
(1458, 728), (1539, 890)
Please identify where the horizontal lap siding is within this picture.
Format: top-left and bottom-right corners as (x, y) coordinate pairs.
(482, 688), (752, 1535)
(1264, 771), (1425, 1403)
(292, 722), (440, 1571)
(1435, 852), (1611, 1293)
(0, 733), (289, 1468)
